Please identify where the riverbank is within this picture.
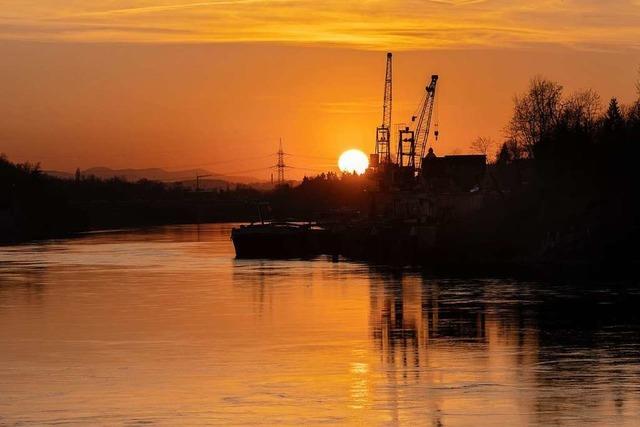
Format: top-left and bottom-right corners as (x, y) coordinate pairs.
(0, 202), (258, 245)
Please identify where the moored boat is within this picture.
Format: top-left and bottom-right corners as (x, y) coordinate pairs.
(231, 222), (328, 259)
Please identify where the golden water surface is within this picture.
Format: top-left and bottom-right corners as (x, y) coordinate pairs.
(0, 224), (639, 425)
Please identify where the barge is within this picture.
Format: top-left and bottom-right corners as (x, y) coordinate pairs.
(231, 222), (330, 259)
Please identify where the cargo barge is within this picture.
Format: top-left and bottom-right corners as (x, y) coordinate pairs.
(231, 222), (330, 259)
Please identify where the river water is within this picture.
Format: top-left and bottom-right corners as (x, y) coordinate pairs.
(0, 223), (639, 426)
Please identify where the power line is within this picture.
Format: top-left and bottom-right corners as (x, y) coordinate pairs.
(161, 153), (275, 170)
(157, 148), (338, 183)
(282, 153), (337, 161)
(161, 166), (275, 182)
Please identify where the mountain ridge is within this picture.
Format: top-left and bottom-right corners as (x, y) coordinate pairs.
(45, 166), (262, 185)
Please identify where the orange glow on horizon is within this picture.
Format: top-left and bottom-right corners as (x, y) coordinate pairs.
(1, 2), (639, 180)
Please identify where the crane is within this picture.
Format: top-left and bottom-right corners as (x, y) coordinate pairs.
(414, 75), (438, 169)
(375, 52), (393, 164)
(397, 74), (438, 170)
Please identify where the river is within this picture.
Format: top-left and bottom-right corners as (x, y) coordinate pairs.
(1, 223), (639, 425)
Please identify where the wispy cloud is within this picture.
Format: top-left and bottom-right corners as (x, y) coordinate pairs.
(1, 0), (639, 50)
(65, 1), (269, 17)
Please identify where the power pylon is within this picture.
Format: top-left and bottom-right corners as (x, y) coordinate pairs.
(277, 139), (286, 184)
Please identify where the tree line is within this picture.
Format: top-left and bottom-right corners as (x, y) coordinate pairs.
(449, 74), (640, 274)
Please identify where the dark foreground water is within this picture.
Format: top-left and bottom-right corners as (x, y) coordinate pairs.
(0, 224), (639, 426)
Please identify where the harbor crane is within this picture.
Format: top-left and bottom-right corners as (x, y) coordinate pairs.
(398, 74), (439, 170)
(375, 53), (393, 165)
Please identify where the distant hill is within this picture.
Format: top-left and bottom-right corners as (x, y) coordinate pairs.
(45, 167), (261, 185)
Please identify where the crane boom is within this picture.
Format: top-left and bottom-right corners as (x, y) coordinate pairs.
(413, 75), (438, 169)
(375, 53), (393, 163)
(381, 52), (393, 131)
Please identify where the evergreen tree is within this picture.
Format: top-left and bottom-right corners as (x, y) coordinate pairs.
(603, 97), (624, 131)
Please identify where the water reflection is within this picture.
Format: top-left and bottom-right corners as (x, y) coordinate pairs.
(0, 224), (639, 425)
(367, 273), (640, 425)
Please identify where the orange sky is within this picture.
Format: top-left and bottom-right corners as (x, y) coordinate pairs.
(1, 1), (639, 179)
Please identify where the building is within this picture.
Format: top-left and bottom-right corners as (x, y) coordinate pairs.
(421, 149), (487, 193)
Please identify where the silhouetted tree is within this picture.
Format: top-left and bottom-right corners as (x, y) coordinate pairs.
(508, 76), (563, 157)
(603, 97), (624, 131)
(561, 89), (601, 131)
(469, 136), (494, 158)
(507, 139), (524, 161)
(495, 142), (511, 165)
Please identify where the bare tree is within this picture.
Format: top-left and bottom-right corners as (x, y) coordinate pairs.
(507, 76), (563, 157)
(561, 89), (601, 130)
(469, 136), (494, 159)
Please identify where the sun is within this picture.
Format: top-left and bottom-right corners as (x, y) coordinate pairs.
(338, 149), (369, 175)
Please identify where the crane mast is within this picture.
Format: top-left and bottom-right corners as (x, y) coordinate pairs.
(415, 75), (438, 169)
(375, 53), (393, 164)
(397, 74), (438, 170)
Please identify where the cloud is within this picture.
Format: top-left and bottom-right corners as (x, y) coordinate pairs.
(0, 21), (194, 38)
(0, 0), (639, 50)
(65, 1), (267, 17)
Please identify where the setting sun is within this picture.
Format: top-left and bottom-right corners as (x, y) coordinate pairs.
(338, 149), (369, 175)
